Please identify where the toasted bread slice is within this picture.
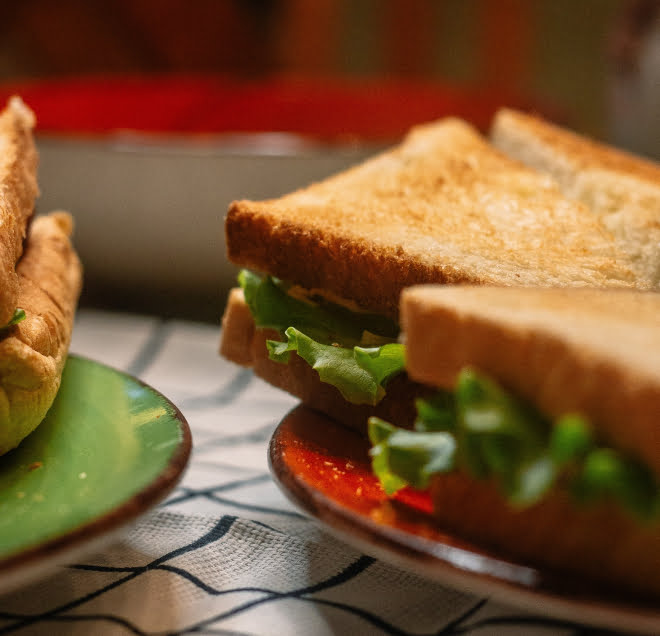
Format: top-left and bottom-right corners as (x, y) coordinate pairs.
(226, 118), (639, 321)
(428, 470), (660, 598)
(0, 97), (39, 326)
(220, 288), (425, 431)
(0, 212), (82, 454)
(400, 284), (660, 597)
(491, 108), (660, 288)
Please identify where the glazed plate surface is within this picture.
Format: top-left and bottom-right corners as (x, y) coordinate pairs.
(0, 355), (191, 592)
(269, 405), (659, 635)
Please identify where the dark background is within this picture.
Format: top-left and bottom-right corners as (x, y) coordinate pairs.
(0, 0), (656, 139)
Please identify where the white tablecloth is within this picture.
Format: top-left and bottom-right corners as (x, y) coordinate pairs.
(0, 310), (630, 635)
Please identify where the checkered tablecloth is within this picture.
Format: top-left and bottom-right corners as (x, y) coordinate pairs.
(0, 310), (630, 635)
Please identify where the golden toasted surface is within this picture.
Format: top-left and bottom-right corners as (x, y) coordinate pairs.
(226, 118), (639, 320)
(401, 285), (660, 478)
(0, 212), (82, 454)
(491, 108), (660, 288)
(0, 97), (39, 326)
(493, 108), (660, 180)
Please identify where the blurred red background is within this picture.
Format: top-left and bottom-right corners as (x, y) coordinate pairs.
(0, 0), (648, 142)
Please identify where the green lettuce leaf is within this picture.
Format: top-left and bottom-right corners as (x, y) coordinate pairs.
(239, 269), (397, 346)
(549, 414), (593, 463)
(454, 368), (554, 501)
(1, 308), (25, 331)
(239, 270), (405, 405)
(414, 391), (456, 433)
(368, 417), (455, 495)
(369, 367), (659, 519)
(456, 368), (549, 448)
(369, 418), (410, 495)
(572, 448), (659, 519)
(267, 327), (405, 405)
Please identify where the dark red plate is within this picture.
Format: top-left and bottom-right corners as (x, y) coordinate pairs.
(269, 405), (660, 635)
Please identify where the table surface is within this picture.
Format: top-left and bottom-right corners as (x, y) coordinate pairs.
(0, 310), (633, 636)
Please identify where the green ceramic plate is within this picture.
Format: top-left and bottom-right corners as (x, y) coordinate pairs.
(0, 355), (191, 592)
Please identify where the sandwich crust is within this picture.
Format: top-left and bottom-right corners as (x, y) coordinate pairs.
(491, 108), (660, 288)
(226, 118), (639, 321)
(0, 212), (83, 454)
(0, 97), (39, 326)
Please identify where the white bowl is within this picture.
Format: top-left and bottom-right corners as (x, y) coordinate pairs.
(36, 134), (374, 320)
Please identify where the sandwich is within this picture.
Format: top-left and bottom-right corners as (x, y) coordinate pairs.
(220, 115), (645, 431)
(369, 284), (659, 598)
(0, 97), (39, 328)
(0, 97), (82, 455)
(491, 108), (660, 288)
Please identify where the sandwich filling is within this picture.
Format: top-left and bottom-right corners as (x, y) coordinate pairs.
(238, 270), (405, 405)
(2, 308), (25, 330)
(237, 270), (659, 520)
(369, 368), (659, 521)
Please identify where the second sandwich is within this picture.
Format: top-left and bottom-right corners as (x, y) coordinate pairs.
(221, 112), (653, 431)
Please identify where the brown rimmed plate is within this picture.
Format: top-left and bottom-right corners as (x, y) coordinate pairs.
(269, 405), (659, 635)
